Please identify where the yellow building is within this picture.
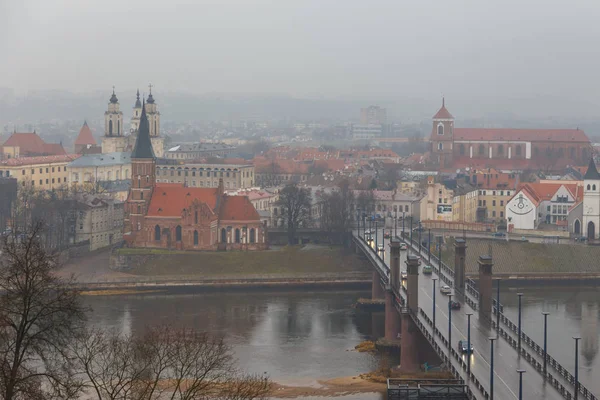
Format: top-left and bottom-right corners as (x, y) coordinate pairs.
(452, 187), (479, 223)
(423, 177), (454, 221)
(477, 188), (515, 222)
(68, 152), (131, 189)
(155, 161), (255, 189)
(0, 154), (79, 190)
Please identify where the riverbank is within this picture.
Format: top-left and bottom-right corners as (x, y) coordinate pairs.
(270, 376), (385, 398)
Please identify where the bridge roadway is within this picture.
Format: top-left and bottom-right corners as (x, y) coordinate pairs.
(355, 229), (566, 400)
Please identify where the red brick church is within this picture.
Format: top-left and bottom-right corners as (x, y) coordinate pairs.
(430, 99), (592, 172)
(123, 101), (267, 251)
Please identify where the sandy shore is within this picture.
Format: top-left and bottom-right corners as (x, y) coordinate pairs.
(269, 376), (385, 398)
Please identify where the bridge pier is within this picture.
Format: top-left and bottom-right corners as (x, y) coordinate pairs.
(384, 239), (401, 340)
(372, 271), (384, 299)
(454, 238), (467, 295)
(478, 255), (494, 322)
(399, 312), (420, 372)
(406, 255), (419, 314)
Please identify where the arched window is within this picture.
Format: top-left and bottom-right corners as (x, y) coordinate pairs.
(437, 142), (443, 151)
(437, 124), (444, 135)
(498, 145), (504, 155)
(235, 229), (241, 243)
(154, 121), (157, 134)
(516, 145), (522, 156)
(221, 228), (227, 243)
(570, 147), (576, 159)
(534, 147), (539, 157)
(118, 120), (120, 135)
(194, 211), (198, 224)
(250, 228), (256, 243)
(459, 144), (465, 155)
(175, 225), (182, 242)
(193, 230), (199, 245)
(587, 184), (591, 190)
(146, 176), (149, 183)
(141, 192), (143, 200)
(594, 185), (597, 191)
(154, 225), (161, 241)
(478, 144), (485, 155)
(109, 120), (113, 135)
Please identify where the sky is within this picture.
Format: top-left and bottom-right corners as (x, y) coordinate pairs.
(2, 0), (600, 112)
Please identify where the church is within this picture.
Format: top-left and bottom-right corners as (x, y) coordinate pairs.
(123, 100), (267, 251)
(102, 87), (165, 157)
(429, 99), (592, 172)
(582, 158), (600, 241)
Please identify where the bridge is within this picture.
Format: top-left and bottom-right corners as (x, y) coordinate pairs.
(352, 228), (598, 400)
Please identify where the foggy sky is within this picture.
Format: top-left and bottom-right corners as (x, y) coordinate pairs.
(3, 0), (600, 109)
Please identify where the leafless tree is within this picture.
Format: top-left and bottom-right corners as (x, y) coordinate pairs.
(319, 180), (355, 245)
(0, 222), (86, 400)
(276, 184), (312, 245)
(73, 326), (271, 400)
(356, 190), (376, 216)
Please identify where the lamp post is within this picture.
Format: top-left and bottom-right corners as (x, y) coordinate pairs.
(466, 312), (473, 376)
(542, 311), (549, 376)
(447, 293), (453, 348)
(517, 370), (526, 400)
(428, 229), (432, 263)
(517, 293), (523, 352)
(418, 221), (422, 254)
(357, 208), (361, 238)
(432, 278), (438, 334)
(496, 279), (501, 333)
(402, 211), (405, 237)
(438, 236), (442, 266)
(409, 216), (413, 247)
(574, 336), (581, 400)
(489, 337), (496, 400)
(394, 210), (397, 238)
(374, 220), (378, 252)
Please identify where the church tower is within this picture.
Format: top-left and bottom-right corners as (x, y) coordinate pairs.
(144, 84), (165, 157)
(102, 88), (127, 153)
(430, 98), (455, 169)
(124, 99), (156, 242)
(582, 158), (600, 240)
(130, 89), (142, 134)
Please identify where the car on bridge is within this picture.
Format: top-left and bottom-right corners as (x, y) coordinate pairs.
(412, 226), (425, 232)
(491, 231), (506, 238)
(400, 270), (407, 280)
(377, 243), (385, 252)
(383, 231), (390, 239)
(399, 243), (408, 251)
(440, 285), (452, 295)
(449, 300), (461, 310)
(364, 233), (372, 241)
(457, 340), (474, 353)
(422, 265), (433, 275)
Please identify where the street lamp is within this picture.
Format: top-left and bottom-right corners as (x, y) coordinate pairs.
(437, 236), (442, 266)
(402, 211), (405, 237)
(374, 220), (378, 252)
(542, 312), (550, 376)
(418, 221), (422, 254)
(495, 279), (501, 333)
(574, 336), (581, 400)
(447, 293), (453, 348)
(432, 278), (438, 334)
(466, 312), (473, 376)
(517, 293), (523, 352)
(489, 336), (497, 400)
(517, 369), (526, 400)
(428, 228), (432, 263)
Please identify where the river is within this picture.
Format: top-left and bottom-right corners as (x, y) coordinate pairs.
(84, 289), (385, 400)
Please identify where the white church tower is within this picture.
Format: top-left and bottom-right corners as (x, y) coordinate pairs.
(144, 84), (164, 157)
(582, 158), (600, 240)
(102, 88), (127, 153)
(130, 89), (142, 134)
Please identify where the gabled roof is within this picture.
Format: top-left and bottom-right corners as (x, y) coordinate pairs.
(131, 99), (155, 159)
(453, 128), (589, 142)
(2, 132), (67, 156)
(0, 154), (79, 166)
(147, 184), (218, 217)
(74, 122), (97, 146)
(584, 158), (600, 180)
(433, 98), (454, 119)
(219, 196), (260, 221)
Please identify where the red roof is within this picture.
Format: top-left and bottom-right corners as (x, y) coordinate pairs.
(74, 122), (97, 146)
(453, 128), (589, 143)
(0, 154), (80, 166)
(219, 195), (260, 221)
(513, 182), (584, 206)
(433, 99), (454, 119)
(2, 132), (67, 156)
(147, 184), (218, 217)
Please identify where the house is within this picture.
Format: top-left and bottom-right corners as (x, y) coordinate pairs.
(1, 131), (67, 159)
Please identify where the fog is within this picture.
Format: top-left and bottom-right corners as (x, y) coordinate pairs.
(2, 0), (600, 116)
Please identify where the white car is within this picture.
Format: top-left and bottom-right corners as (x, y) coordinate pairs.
(399, 243), (408, 251)
(440, 285), (452, 295)
(401, 270), (408, 279)
(377, 243), (385, 252)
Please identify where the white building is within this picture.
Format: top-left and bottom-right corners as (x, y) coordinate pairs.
(582, 159), (600, 240)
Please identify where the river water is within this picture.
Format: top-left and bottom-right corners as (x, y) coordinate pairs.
(84, 289), (385, 400)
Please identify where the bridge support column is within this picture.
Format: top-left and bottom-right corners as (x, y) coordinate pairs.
(454, 238), (467, 295)
(406, 255), (420, 314)
(390, 238), (400, 291)
(385, 290), (401, 340)
(372, 271), (384, 299)
(399, 312), (420, 372)
(478, 255), (494, 321)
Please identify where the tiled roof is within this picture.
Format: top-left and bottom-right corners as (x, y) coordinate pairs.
(514, 182), (583, 206)
(433, 99), (454, 119)
(453, 128), (589, 142)
(0, 154), (80, 166)
(2, 132), (67, 156)
(584, 158), (600, 180)
(147, 183), (218, 217)
(74, 122), (97, 146)
(68, 152), (130, 168)
(219, 195), (260, 221)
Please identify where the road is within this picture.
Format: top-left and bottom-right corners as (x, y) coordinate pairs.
(361, 227), (565, 400)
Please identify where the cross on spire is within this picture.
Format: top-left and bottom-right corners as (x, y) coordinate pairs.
(148, 83), (153, 94)
(112, 85), (115, 94)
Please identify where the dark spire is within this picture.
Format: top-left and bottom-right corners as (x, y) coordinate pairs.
(134, 89), (141, 108)
(146, 83), (155, 104)
(584, 157), (600, 180)
(131, 99), (156, 159)
(109, 86), (118, 104)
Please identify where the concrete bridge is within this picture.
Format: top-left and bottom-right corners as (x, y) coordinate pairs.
(352, 229), (598, 400)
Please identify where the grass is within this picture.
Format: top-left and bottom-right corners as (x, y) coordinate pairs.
(121, 245), (370, 277)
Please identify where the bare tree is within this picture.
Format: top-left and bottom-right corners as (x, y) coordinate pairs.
(276, 184), (312, 245)
(0, 222), (86, 400)
(356, 190), (376, 216)
(319, 180), (355, 245)
(74, 326), (271, 400)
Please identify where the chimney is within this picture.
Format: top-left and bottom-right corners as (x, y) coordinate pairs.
(218, 178), (224, 197)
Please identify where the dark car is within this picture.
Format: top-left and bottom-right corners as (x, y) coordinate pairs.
(492, 232), (506, 238)
(384, 232), (390, 239)
(449, 300), (461, 310)
(458, 340), (474, 353)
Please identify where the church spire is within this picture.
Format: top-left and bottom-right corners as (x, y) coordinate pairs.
(131, 99), (156, 159)
(584, 157), (600, 180)
(134, 89), (141, 108)
(110, 86), (119, 104)
(147, 83), (155, 104)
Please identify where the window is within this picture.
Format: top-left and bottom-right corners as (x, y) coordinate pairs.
(483, 200), (487, 206)
(154, 225), (161, 241)
(235, 228), (241, 243)
(500, 200), (504, 206)
(58, 167), (61, 172)
(570, 147), (576, 159)
(52, 167), (55, 173)
(439, 198), (442, 204)
(195, 211), (198, 224)
(588, 184), (591, 190)
(500, 211), (504, 218)
(437, 124), (444, 135)
(498, 145), (504, 155)
(194, 230), (199, 245)
(21, 170), (25, 175)
(39, 168), (42, 173)
(492, 200), (496, 206)
(594, 185), (597, 191)
(516, 145), (522, 156)
(250, 228), (256, 243)
(478, 144), (485, 155)
(547, 205), (551, 212)
(437, 142), (443, 150)
(405, 205), (409, 212)
(46, 168), (48, 173)
(140, 192), (143, 200)
(492, 211), (496, 217)
(221, 228), (227, 243)
(478, 200), (482, 206)
(31, 169), (34, 174)
(459, 144), (465, 155)
(175, 225), (182, 242)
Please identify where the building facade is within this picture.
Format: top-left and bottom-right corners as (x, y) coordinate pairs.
(75, 196), (124, 251)
(582, 159), (600, 240)
(123, 100), (266, 251)
(0, 154), (79, 190)
(155, 160), (254, 189)
(164, 143), (235, 160)
(68, 152), (131, 191)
